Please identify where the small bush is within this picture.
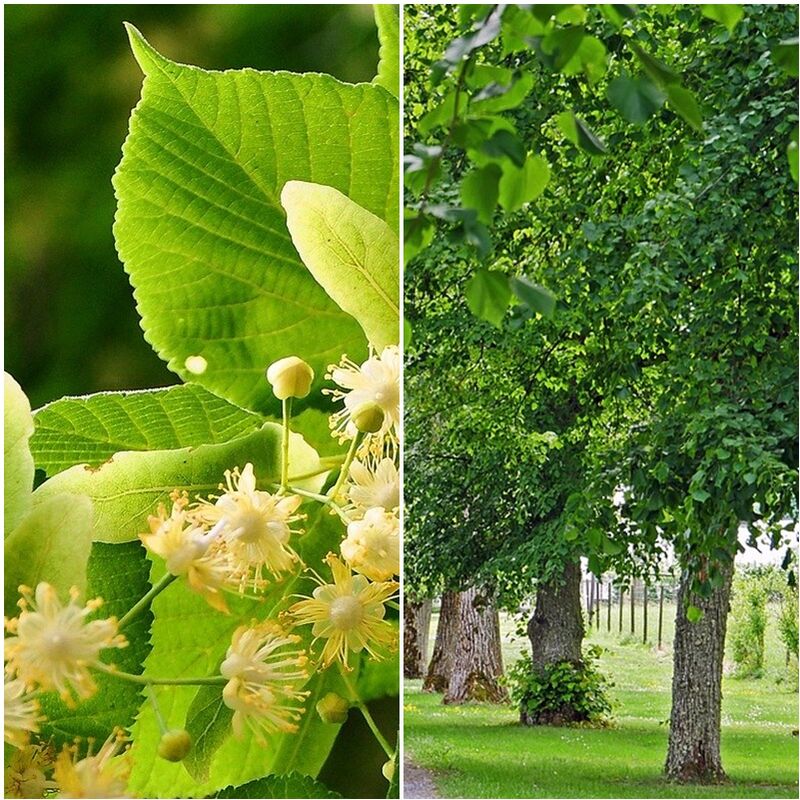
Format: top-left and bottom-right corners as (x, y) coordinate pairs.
(730, 573), (768, 677)
(506, 645), (613, 726)
(777, 586), (799, 660)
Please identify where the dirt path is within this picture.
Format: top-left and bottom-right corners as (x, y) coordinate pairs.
(404, 757), (439, 798)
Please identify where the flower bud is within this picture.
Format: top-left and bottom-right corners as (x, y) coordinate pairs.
(266, 357), (314, 400)
(157, 729), (192, 762)
(382, 757), (395, 782)
(351, 402), (385, 434)
(315, 692), (350, 724)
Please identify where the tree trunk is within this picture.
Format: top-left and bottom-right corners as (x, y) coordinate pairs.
(403, 598), (432, 678)
(423, 591), (459, 693)
(523, 559), (585, 725)
(444, 586), (507, 703)
(665, 562), (734, 783)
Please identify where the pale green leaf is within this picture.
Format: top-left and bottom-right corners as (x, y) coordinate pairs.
(373, 5), (399, 98)
(113, 25), (398, 415)
(555, 112), (607, 155)
(30, 424), (326, 543)
(4, 494), (93, 616)
(281, 182), (399, 351)
(465, 270), (512, 328)
(128, 509), (352, 797)
(701, 4), (743, 33)
(4, 372), (35, 537)
(38, 541), (154, 748)
(498, 154), (550, 212)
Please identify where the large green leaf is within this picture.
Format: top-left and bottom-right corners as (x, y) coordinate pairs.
(37, 541), (154, 749)
(31, 385), (263, 477)
(465, 269), (511, 328)
(498, 154), (550, 212)
(700, 4), (743, 33)
(373, 5), (399, 98)
(607, 74), (665, 124)
(4, 373), (35, 537)
(281, 182), (399, 350)
(30, 424), (326, 543)
(4, 494), (93, 617)
(113, 25), (398, 415)
(128, 509), (350, 797)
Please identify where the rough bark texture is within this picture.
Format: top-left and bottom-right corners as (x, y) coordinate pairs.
(444, 586), (507, 703)
(404, 598), (432, 679)
(423, 591), (460, 693)
(523, 560), (586, 725)
(665, 562), (734, 783)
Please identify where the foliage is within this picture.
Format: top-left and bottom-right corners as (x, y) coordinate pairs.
(729, 571), (769, 677)
(777, 585), (799, 661)
(4, 9), (399, 799)
(506, 645), (612, 725)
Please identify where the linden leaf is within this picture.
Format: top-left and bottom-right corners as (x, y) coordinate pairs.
(4, 494), (93, 616)
(4, 372), (35, 537)
(30, 424), (326, 543)
(113, 25), (398, 415)
(281, 182), (399, 351)
(373, 5), (400, 98)
(212, 773), (343, 798)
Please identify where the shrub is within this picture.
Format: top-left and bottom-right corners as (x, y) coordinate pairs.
(506, 645), (613, 726)
(777, 585), (799, 660)
(729, 572), (768, 677)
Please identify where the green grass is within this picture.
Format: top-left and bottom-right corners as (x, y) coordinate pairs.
(405, 604), (799, 798)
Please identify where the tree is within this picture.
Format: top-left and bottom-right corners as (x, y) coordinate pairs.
(424, 591), (461, 693)
(404, 597), (432, 679)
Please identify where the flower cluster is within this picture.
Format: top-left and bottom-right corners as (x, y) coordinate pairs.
(3, 345), (400, 794)
(4, 584), (131, 798)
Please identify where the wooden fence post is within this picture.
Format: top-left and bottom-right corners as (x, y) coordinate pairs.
(606, 579), (612, 632)
(658, 582), (665, 648)
(643, 582), (649, 644)
(618, 586), (624, 633)
(630, 581), (635, 635)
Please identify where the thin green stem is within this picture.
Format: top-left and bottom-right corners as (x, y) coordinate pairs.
(338, 665), (393, 759)
(269, 484), (352, 524)
(386, 600), (400, 611)
(281, 397), (293, 490)
(94, 663), (227, 687)
(118, 573), (177, 630)
(328, 433), (364, 503)
(147, 685), (169, 735)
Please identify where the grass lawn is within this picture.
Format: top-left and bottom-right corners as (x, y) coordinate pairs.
(404, 603), (799, 798)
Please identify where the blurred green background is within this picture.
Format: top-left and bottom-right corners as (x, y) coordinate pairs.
(5, 4), (380, 410)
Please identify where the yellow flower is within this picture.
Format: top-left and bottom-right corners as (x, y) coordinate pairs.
(4, 676), (41, 747)
(288, 554), (397, 668)
(53, 730), (130, 798)
(141, 496), (235, 613)
(221, 622), (309, 742)
(345, 457), (400, 515)
(4, 584), (127, 703)
(194, 464), (304, 591)
(340, 507), (399, 582)
(326, 346), (400, 447)
(4, 744), (57, 799)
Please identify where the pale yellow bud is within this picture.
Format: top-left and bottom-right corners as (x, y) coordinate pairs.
(382, 757), (395, 782)
(351, 402), (385, 434)
(266, 357), (314, 400)
(157, 729), (192, 762)
(315, 692), (350, 724)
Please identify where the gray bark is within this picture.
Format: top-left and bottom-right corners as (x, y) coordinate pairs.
(444, 585), (507, 703)
(404, 598), (432, 679)
(523, 559), (586, 724)
(665, 562), (734, 783)
(423, 591), (459, 693)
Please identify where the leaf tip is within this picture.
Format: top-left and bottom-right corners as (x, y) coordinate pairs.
(124, 23), (167, 76)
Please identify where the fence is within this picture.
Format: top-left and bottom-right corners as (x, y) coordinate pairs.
(581, 575), (678, 647)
